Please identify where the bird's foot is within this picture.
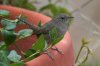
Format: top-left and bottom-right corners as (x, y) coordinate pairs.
(43, 50), (54, 60)
(51, 46), (64, 55)
(43, 46), (64, 60)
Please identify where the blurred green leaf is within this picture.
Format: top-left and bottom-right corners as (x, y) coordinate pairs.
(7, 50), (21, 62)
(39, 4), (58, 16)
(49, 27), (64, 45)
(50, 4), (59, 16)
(10, 61), (24, 66)
(0, 62), (8, 66)
(38, 21), (42, 28)
(82, 38), (90, 45)
(0, 42), (7, 50)
(24, 49), (39, 60)
(57, 7), (72, 16)
(18, 29), (33, 39)
(39, 4), (51, 12)
(40, 3), (72, 16)
(32, 35), (46, 51)
(24, 49), (36, 58)
(0, 10), (10, 17)
(49, 27), (57, 40)
(10, 0), (36, 11)
(1, 30), (16, 45)
(52, 35), (64, 45)
(0, 50), (10, 66)
(1, 19), (17, 30)
(17, 14), (27, 24)
(1, 19), (18, 23)
(24, 3), (36, 11)
(78, 64), (85, 66)
(11, 0), (28, 7)
(4, 22), (16, 30)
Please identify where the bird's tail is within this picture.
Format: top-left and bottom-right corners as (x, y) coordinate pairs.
(17, 17), (39, 33)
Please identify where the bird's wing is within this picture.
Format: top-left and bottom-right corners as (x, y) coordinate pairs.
(36, 21), (54, 34)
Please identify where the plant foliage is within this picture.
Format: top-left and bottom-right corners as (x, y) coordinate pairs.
(0, 9), (66, 66)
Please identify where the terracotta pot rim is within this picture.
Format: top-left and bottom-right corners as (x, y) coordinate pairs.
(0, 5), (74, 66)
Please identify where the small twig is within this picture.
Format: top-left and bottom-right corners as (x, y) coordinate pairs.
(75, 45), (83, 63)
(75, 38), (90, 65)
(81, 46), (90, 64)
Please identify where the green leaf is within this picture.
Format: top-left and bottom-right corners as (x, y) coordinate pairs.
(78, 63), (85, 66)
(10, 61), (24, 66)
(1, 30), (16, 45)
(17, 14), (27, 24)
(24, 49), (39, 60)
(11, 0), (28, 7)
(24, 49), (36, 58)
(1, 19), (18, 23)
(5, 23), (16, 30)
(49, 4), (59, 16)
(82, 38), (90, 45)
(0, 50), (10, 65)
(0, 10), (10, 17)
(32, 35), (46, 51)
(39, 4), (51, 12)
(40, 3), (72, 17)
(52, 35), (64, 45)
(50, 6), (72, 16)
(57, 7), (72, 16)
(18, 29), (33, 39)
(0, 42), (7, 50)
(49, 27), (57, 40)
(49, 27), (64, 46)
(24, 3), (36, 11)
(38, 21), (42, 27)
(39, 4), (59, 16)
(1, 19), (17, 30)
(11, 0), (36, 11)
(7, 50), (21, 62)
(0, 62), (8, 66)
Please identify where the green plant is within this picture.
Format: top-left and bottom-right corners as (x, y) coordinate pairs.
(0, 0), (72, 16)
(75, 38), (92, 66)
(39, 0), (72, 16)
(0, 0), (95, 65)
(0, 0), (36, 11)
(0, 10), (65, 66)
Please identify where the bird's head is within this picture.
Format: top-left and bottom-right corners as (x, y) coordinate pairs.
(53, 14), (74, 25)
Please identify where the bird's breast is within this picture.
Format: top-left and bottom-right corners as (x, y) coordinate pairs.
(55, 22), (68, 37)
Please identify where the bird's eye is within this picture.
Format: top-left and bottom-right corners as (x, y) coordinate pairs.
(60, 16), (65, 19)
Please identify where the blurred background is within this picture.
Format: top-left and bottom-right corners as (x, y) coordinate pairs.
(0, 0), (100, 66)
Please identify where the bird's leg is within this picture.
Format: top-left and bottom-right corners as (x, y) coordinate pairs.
(43, 50), (54, 60)
(51, 46), (64, 54)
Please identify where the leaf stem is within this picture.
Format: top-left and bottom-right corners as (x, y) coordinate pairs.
(21, 51), (40, 62)
(75, 45), (83, 63)
(81, 46), (90, 64)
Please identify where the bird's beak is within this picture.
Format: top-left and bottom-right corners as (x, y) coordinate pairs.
(68, 16), (74, 19)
